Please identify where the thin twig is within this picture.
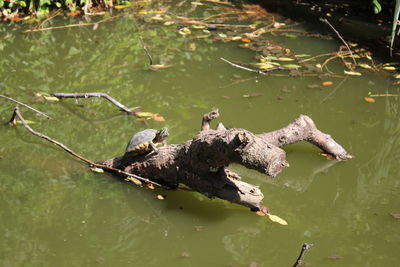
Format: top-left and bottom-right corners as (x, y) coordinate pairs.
(0, 94), (51, 119)
(51, 92), (135, 115)
(36, 9), (62, 30)
(299, 52), (336, 63)
(220, 58), (267, 74)
(293, 243), (313, 267)
(370, 94), (400, 97)
(25, 14), (123, 32)
(320, 76), (348, 104)
(139, 36), (153, 66)
(11, 106), (167, 188)
(323, 18), (357, 67)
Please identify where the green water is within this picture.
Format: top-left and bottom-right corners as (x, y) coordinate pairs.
(1, 3), (400, 267)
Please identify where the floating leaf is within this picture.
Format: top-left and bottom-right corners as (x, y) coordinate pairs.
(151, 15), (164, 21)
(307, 84), (320, 88)
(138, 10), (147, 15)
(147, 183), (155, 190)
(256, 62), (275, 70)
(358, 63), (372, 69)
(157, 194), (165, 200)
(125, 176), (142, 185)
(192, 24), (205, 29)
(322, 81), (333, 86)
(390, 213), (400, 219)
(135, 111), (153, 118)
(284, 64), (301, 69)
(164, 21), (175, 26)
(364, 97), (376, 103)
(218, 33), (227, 38)
(191, 1), (204, 5)
(295, 54), (311, 58)
(90, 167), (104, 173)
(393, 74), (400, 79)
(178, 27), (191, 35)
(344, 70), (362, 76)
(231, 36), (242, 41)
(43, 96), (60, 102)
(149, 64), (173, 70)
(277, 57), (294, 61)
(151, 113), (165, 122)
(267, 214), (288, 225)
(383, 66), (396, 71)
(114, 5), (127, 9)
(241, 38), (251, 43)
(188, 43), (197, 51)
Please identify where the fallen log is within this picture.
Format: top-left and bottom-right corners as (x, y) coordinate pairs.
(100, 110), (351, 210)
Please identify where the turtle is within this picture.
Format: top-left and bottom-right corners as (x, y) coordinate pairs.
(124, 128), (169, 157)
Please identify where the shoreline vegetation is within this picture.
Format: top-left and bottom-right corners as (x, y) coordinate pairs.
(0, 0), (132, 21)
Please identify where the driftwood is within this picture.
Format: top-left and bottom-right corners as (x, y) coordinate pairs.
(101, 110), (351, 211)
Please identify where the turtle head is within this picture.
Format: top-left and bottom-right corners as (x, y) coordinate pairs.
(155, 127), (169, 142)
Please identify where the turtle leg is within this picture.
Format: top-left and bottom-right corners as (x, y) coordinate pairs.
(149, 141), (159, 153)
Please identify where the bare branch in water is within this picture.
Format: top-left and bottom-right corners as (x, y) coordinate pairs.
(9, 106), (168, 189)
(51, 92), (136, 115)
(323, 18), (357, 68)
(0, 94), (51, 119)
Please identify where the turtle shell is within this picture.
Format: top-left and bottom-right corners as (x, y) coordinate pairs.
(125, 129), (158, 155)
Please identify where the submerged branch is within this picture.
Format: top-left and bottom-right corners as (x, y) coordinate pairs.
(25, 14), (123, 33)
(292, 243), (313, 267)
(51, 92), (135, 115)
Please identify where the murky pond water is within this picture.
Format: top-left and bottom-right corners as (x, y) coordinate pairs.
(1, 1), (400, 266)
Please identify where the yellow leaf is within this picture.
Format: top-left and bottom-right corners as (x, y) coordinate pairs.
(277, 57), (294, 61)
(267, 214), (288, 225)
(364, 97), (375, 103)
(43, 96), (59, 102)
(90, 167), (104, 173)
(358, 64), (372, 69)
(178, 27), (191, 36)
(114, 5), (127, 9)
(135, 111), (153, 117)
(164, 21), (175, 26)
(149, 64), (173, 70)
(393, 74), (400, 79)
(147, 183), (155, 190)
(383, 66), (396, 71)
(191, 1), (204, 5)
(125, 176), (142, 185)
(256, 63), (275, 70)
(192, 24), (206, 29)
(138, 10), (147, 15)
(151, 15), (163, 21)
(231, 36), (242, 41)
(189, 43), (197, 51)
(344, 70), (362, 76)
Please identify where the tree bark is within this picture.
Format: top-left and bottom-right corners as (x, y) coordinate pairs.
(100, 111), (351, 211)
